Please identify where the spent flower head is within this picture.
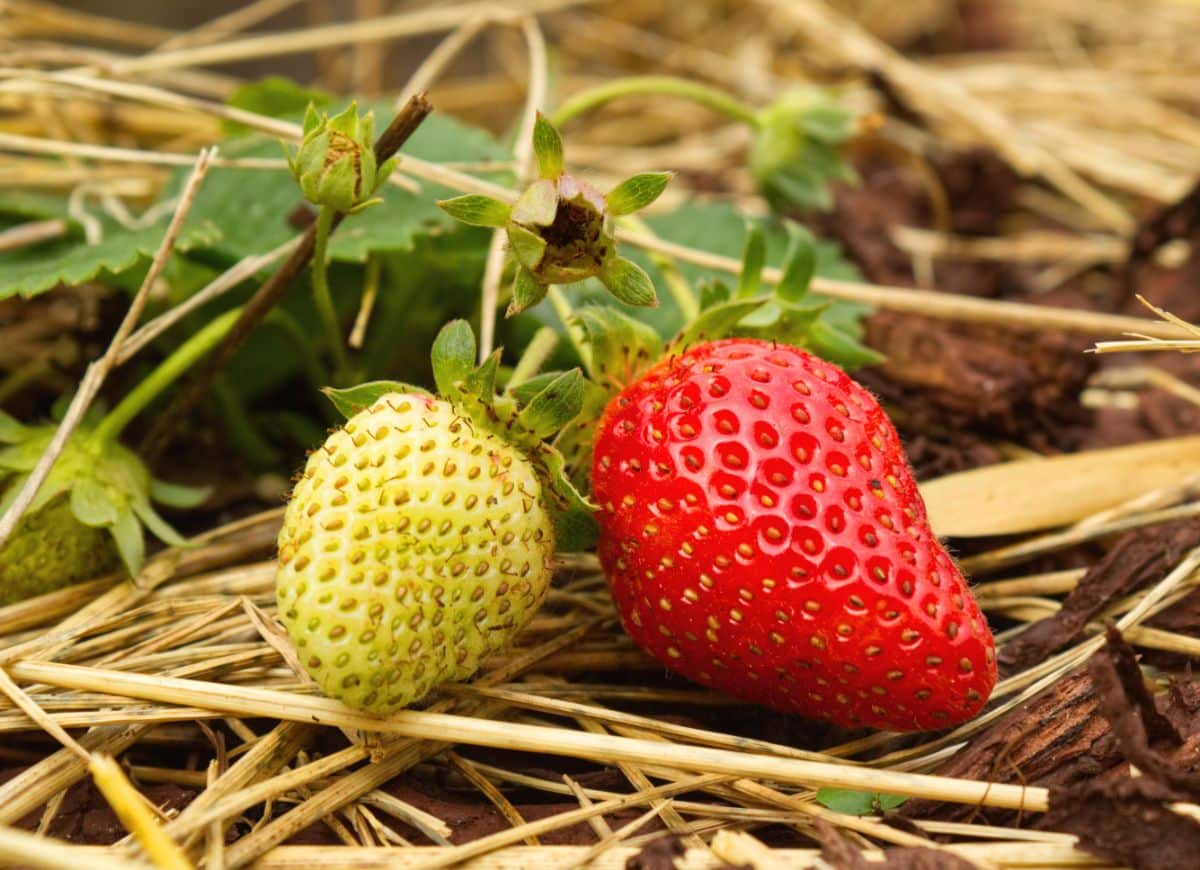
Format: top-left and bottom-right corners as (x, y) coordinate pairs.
(287, 102), (395, 214)
(438, 114), (671, 315)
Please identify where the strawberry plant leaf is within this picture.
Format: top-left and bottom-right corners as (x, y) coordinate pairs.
(0, 210), (222, 300)
(224, 76), (331, 134)
(323, 381), (430, 419)
(605, 172), (672, 217)
(815, 788), (907, 816)
(431, 319), (477, 397)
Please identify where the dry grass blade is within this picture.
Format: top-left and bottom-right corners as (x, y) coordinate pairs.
(5, 660), (1047, 811)
(89, 754), (193, 870)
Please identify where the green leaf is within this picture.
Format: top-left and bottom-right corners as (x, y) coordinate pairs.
(461, 351), (500, 402)
(225, 76), (332, 134)
(0, 217), (221, 300)
(431, 319), (477, 396)
(815, 788), (907, 816)
(598, 257), (657, 307)
(777, 223), (817, 303)
(322, 381), (429, 419)
(516, 369), (585, 439)
(532, 113), (564, 180)
(437, 194), (511, 228)
(69, 478), (120, 528)
(109, 507), (145, 578)
(605, 172), (672, 217)
(150, 478), (211, 509)
(511, 179), (558, 227)
(508, 267), (548, 316)
(736, 223), (766, 300)
(0, 411), (27, 444)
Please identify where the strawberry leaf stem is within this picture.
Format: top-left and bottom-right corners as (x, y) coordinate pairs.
(550, 76), (760, 128)
(90, 307), (242, 447)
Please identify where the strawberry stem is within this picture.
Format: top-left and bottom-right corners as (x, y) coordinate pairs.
(546, 285), (593, 373)
(550, 76), (760, 129)
(90, 308), (241, 446)
(311, 205), (350, 379)
(506, 326), (560, 393)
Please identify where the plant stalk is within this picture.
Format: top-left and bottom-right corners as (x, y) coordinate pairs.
(91, 307), (242, 446)
(310, 205), (350, 378)
(551, 76), (760, 129)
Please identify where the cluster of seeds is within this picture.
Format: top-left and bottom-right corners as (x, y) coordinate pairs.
(276, 395), (555, 713)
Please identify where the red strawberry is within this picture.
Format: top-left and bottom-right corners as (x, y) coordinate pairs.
(591, 339), (996, 732)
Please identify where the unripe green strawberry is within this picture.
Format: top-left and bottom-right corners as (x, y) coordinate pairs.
(275, 321), (588, 714)
(276, 395), (555, 712)
(0, 414), (206, 607)
(0, 494), (117, 605)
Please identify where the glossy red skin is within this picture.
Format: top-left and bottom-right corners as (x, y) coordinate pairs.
(592, 339), (996, 732)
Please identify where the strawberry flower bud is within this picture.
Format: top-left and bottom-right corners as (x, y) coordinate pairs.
(438, 114), (671, 315)
(287, 102), (395, 214)
(749, 87), (858, 213)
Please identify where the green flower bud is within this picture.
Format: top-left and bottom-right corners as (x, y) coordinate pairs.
(749, 87), (858, 213)
(287, 102), (394, 214)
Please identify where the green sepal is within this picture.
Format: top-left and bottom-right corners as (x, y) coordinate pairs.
(598, 256), (657, 307)
(27, 475), (72, 515)
(109, 507), (145, 578)
(0, 438), (51, 472)
(460, 351), (501, 405)
(605, 172), (672, 217)
(511, 179), (558, 227)
(131, 499), (190, 549)
(507, 371), (565, 405)
(149, 479), (210, 509)
(431, 319), (477, 397)
(323, 381), (430, 420)
(532, 113), (564, 180)
(437, 194), (512, 228)
(508, 268), (549, 317)
(515, 369), (585, 440)
(736, 223), (766, 299)
(777, 223), (817, 303)
(69, 477), (120, 528)
(805, 318), (885, 369)
(301, 102), (322, 135)
(573, 306), (662, 386)
(553, 498), (600, 553)
(507, 223), (549, 272)
(699, 279), (732, 310)
(672, 297), (771, 352)
(0, 410), (27, 444)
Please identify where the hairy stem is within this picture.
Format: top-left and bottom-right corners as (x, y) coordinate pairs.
(310, 205), (350, 378)
(506, 326), (560, 392)
(546, 286), (592, 375)
(551, 76), (759, 129)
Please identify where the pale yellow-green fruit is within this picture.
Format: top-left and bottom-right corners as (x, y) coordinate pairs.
(275, 393), (556, 714)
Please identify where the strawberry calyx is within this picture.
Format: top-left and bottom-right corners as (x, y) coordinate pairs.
(438, 114), (671, 314)
(322, 320), (592, 543)
(0, 411), (207, 578)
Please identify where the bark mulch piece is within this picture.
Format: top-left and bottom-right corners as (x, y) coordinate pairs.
(816, 819), (974, 869)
